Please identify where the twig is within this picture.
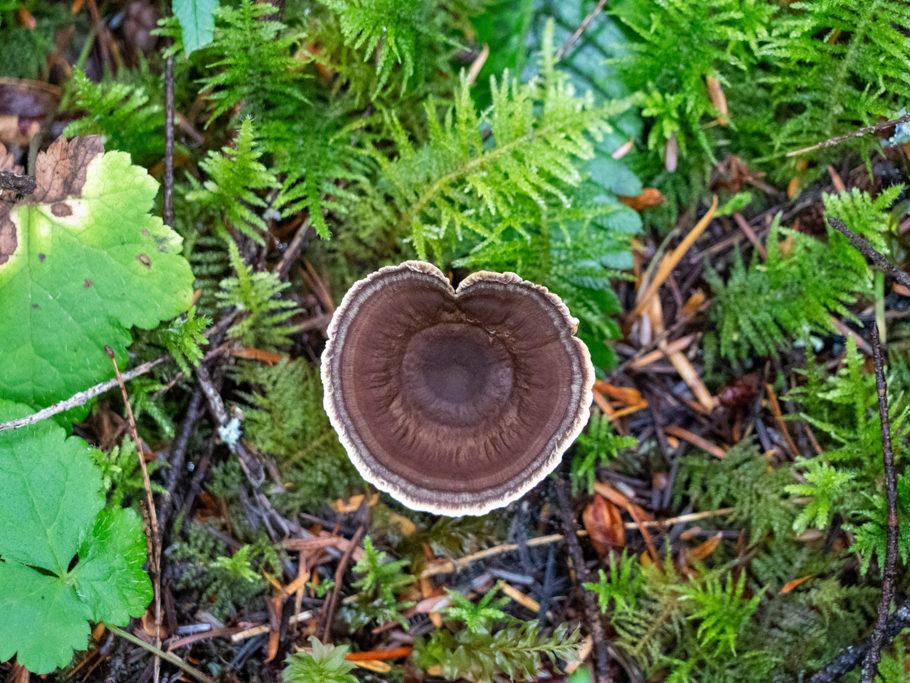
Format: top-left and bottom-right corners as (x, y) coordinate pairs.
(195, 363), (264, 485)
(664, 425), (726, 460)
(194, 362), (300, 538)
(275, 218), (311, 280)
(827, 217), (910, 291)
(106, 347), (161, 683)
(106, 625), (215, 683)
(231, 610), (314, 642)
(810, 598), (910, 683)
(158, 388), (204, 533)
(861, 321), (899, 682)
(631, 196), (718, 319)
(0, 170), (36, 196)
(420, 533), (571, 578)
(320, 525), (365, 642)
(786, 112), (910, 157)
(85, 0), (112, 69)
(732, 212), (766, 259)
(764, 382), (799, 458)
(164, 54), (175, 228)
(0, 331), (232, 434)
(418, 507), (738, 578)
(554, 475), (612, 683)
(555, 0), (609, 61)
(0, 355), (169, 432)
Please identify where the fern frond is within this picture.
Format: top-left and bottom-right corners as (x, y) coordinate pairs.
(231, 359), (358, 509)
(186, 118), (280, 244)
(344, 536), (415, 629)
(161, 306), (211, 376)
(376, 20), (625, 261)
(760, 1), (910, 168)
(571, 409), (638, 494)
(63, 67), (164, 164)
(127, 377), (176, 440)
(611, 0), (775, 160)
(216, 238), (298, 347)
(318, 0), (455, 94)
(822, 185), (903, 282)
(611, 554), (688, 673)
(707, 215), (868, 361)
(414, 621), (582, 682)
(676, 573), (764, 656)
(262, 104), (372, 239)
(442, 586), (512, 634)
(584, 549), (647, 615)
(846, 479), (910, 575)
(199, 0), (308, 124)
(785, 457), (854, 534)
(675, 441), (797, 543)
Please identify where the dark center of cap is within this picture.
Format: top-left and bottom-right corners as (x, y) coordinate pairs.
(401, 323), (514, 426)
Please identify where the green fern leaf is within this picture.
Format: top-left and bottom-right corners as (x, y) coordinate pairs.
(186, 118), (280, 244)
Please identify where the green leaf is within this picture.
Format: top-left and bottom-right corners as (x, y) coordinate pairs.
(0, 401), (152, 673)
(0, 136), (194, 409)
(173, 0), (219, 55)
(584, 549), (646, 615)
(0, 407), (102, 574)
(786, 457), (853, 534)
(71, 508), (153, 624)
(283, 636), (358, 683)
(0, 562), (92, 675)
(443, 586), (513, 634)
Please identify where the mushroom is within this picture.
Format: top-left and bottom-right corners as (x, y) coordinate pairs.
(321, 261), (594, 516)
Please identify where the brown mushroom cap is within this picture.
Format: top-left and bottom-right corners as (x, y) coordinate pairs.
(321, 261), (594, 516)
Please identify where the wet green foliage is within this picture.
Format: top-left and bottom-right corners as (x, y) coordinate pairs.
(10, 0), (910, 678)
(283, 637), (358, 683)
(342, 537), (415, 630)
(414, 587), (583, 681)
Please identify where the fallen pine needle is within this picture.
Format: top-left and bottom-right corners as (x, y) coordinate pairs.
(665, 425), (727, 459)
(627, 335), (697, 369)
(661, 339), (715, 412)
(631, 195), (718, 319)
(765, 382), (799, 457)
(497, 580), (543, 614)
(345, 647), (413, 661)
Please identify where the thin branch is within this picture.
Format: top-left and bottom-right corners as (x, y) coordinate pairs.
(418, 507), (737, 578)
(827, 217), (910, 292)
(106, 625), (215, 683)
(275, 217), (311, 280)
(810, 598), (910, 683)
(861, 321), (899, 682)
(554, 474), (612, 683)
(0, 330), (233, 434)
(106, 347), (162, 683)
(164, 54), (175, 228)
(0, 355), (169, 432)
(631, 196), (718, 320)
(555, 0), (609, 61)
(194, 362), (300, 539)
(786, 112), (910, 157)
(195, 362), (264, 486)
(320, 525), (365, 642)
(158, 388), (204, 533)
